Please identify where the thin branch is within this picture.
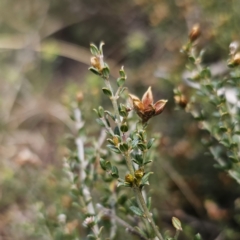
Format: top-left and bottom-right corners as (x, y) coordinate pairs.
(134, 188), (164, 240)
(97, 204), (148, 240)
(74, 107), (99, 233)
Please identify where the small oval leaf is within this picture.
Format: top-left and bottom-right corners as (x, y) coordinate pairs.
(172, 216), (182, 231)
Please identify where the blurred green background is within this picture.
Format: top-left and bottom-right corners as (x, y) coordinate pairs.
(1, 0), (240, 239)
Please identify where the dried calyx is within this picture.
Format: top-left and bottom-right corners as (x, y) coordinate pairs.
(189, 24), (201, 42)
(129, 86), (167, 123)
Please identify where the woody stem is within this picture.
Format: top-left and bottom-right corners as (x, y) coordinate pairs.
(104, 79), (122, 135)
(103, 78), (162, 239)
(134, 187), (164, 240)
(124, 153), (135, 176)
(104, 79), (134, 175)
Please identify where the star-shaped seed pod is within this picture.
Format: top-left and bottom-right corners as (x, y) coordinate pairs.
(129, 87), (167, 123)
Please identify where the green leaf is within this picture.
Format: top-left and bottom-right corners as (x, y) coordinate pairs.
(188, 56), (195, 64)
(229, 155), (238, 163)
(221, 112), (230, 121)
(219, 138), (230, 148)
(72, 202), (80, 208)
(201, 68), (211, 79)
(114, 126), (121, 136)
(120, 123), (128, 132)
(96, 118), (105, 127)
(98, 106), (104, 117)
(132, 159), (140, 165)
(203, 83), (214, 92)
(98, 226), (104, 236)
(90, 43), (99, 55)
(102, 87), (112, 97)
(105, 116), (111, 127)
(117, 181), (132, 188)
(111, 166), (119, 178)
(89, 67), (101, 75)
(218, 95), (226, 104)
(117, 77), (125, 87)
(93, 108), (99, 116)
(107, 144), (121, 154)
(134, 153), (143, 165)
(71, 188), (79, 197)
(105, 161), (112, 171)
(228, 61), (236, 68)
(132, 138), (139, 148)
(194, 233), (203, 240)
(216, 80), (224, 89)
(99, 41), (105, 54)
(129, 206), (144, 217)
(137, 143), (147, 151)
(147, 138), (155, 149)
(104, 110), (116, 121)
(132, 156), (144, 166)
(102, 66), (110, 78)
(119, 142), (129, 152)
(107, 138), (115, 145)
(139, 130), (146, 141)
(172, 216), (182, 231)
(147, 197), (151, 210)
(134, 227), (148, 239)
(119, 87), (127, 96)
(100, 158), (107, 170)
(73, 175), (79, 183)
(87, 234), (97, 240)
(141, 172), (153, 185)
(218, 125), (228, 133)
(213, 163), (231, 170)
(119, 104), (128, 117)
(119, 66), (126, 78)
(229, 142), (238, 150)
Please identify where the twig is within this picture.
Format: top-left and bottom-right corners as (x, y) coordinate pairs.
(103, 76), (163, 239)
(97, 204), (148, 240)
(134, 188), (164, 240)
(74, 107), (99, 233)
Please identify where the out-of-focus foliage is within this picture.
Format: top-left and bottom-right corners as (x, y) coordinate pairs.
(1, 0), (240, 239)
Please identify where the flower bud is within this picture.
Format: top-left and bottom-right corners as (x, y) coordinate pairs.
(229, 41), (239, 56)
(83, 216), (95, 228)
(125, 174), (134, 184)
(76, 91), (84, 103)
(233, 52), (240, 65)
(134, 169), (144, 179)
(174, 95), (188, 108)
(112, 136), (119, 146)
(58, 214), (67, 224)
(189, 24), (201, 42)
(90, 56), (102, 71)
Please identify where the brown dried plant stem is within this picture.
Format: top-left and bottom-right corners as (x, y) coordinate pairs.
(103, 78), (163, 240)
